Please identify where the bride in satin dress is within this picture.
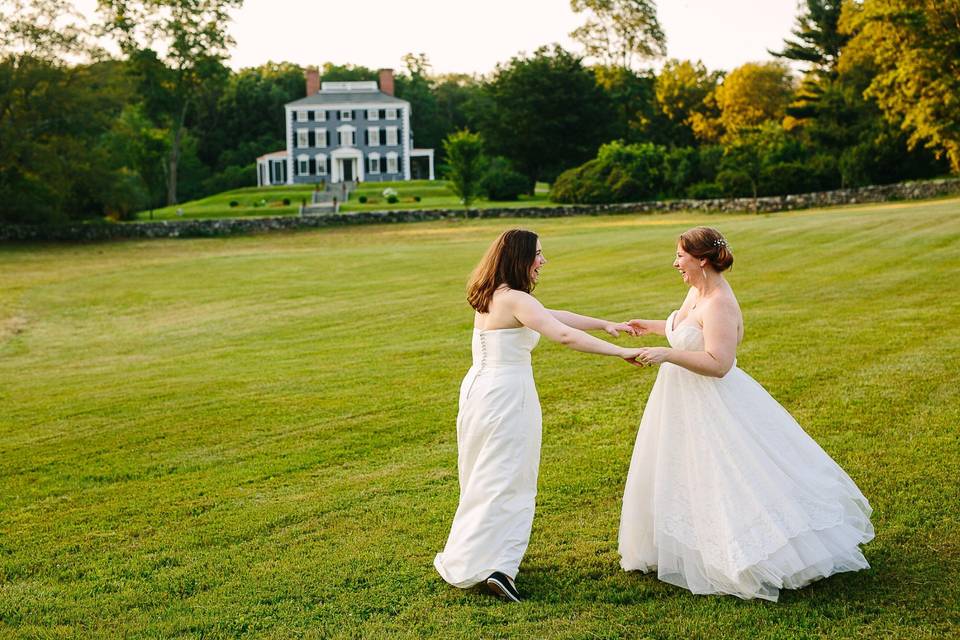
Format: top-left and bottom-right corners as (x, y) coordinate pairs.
(435, 228), (643, 602)
(620, 226), (874, 601)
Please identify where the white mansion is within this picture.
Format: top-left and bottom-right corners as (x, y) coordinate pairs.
(256, 68), (435, 186)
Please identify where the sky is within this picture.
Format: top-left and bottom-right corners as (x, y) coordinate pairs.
(74, 0), (802, 75)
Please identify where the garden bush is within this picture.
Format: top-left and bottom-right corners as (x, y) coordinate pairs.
(481, 157), (529, 201)
(551, 141), (667, 204)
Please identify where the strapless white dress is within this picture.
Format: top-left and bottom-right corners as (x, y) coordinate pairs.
(619, 311), (874, 601)
(435, 326), (542, 587)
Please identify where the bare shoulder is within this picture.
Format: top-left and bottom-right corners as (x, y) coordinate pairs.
(496, 287), (539, 307)
(702, 291), (741, 325)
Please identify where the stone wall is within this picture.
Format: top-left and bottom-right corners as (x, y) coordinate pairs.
(2, 177), (958, 243)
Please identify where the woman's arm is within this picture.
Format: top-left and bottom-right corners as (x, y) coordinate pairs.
(549, 309), (637, 337)
(626, 318), (667, 336)
(628, 287), (696, 337)
(637, 299), (739, 377)
(511, 293), (641, 362)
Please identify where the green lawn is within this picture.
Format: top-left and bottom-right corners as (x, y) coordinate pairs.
(135, 180), (551, 221)
(2, 198), (958, 638)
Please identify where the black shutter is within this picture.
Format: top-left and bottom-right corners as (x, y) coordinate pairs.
(327, 157), (332, 175)
(293, 159), (298, 176)
(308, 130), (315, 147)
(364, 130), (368, 146)
(380, 157), (386, 173)
(309, 158), (316, 175)
(308, 110), (314, 121)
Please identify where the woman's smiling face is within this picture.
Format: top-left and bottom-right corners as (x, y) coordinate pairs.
(530, 240), (546, 283)
(673, 242), (701, 285)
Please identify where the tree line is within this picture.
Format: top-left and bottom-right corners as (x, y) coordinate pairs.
(1, 0), (957, 224)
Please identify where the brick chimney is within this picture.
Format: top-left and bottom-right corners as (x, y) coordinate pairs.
(378, 68), (395, 96)
(305, 66), (320, 96)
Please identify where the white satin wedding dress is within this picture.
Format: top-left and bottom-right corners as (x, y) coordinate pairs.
(619, 311), (874, 601)
(435, 326), (542, 587)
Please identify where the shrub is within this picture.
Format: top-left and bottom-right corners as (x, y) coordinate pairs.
(358, 195), (368, 204)
(414, 195), (421, 202)
(229, 200), (239, 207)
(481, 157), (529, 201)
(716, 170), (754, 197)
(551, 141), (667, 204)
(282, 198), (290, 206)
(386, 194), (399, 204)
(686, 182), (724, 199)
(201, 164), (256, 196)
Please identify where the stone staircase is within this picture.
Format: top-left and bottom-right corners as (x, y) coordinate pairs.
(301, 181), (357, 214)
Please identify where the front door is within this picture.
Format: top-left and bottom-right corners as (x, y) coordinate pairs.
(342, 159), (354, 182)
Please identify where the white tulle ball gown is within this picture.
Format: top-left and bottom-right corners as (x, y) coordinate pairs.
(435, 326), (542, 587)
(619, 311), (874, 601)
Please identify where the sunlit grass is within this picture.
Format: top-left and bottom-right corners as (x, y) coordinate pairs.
(2, 197), (958, 638)
(135, 180), (551, 221)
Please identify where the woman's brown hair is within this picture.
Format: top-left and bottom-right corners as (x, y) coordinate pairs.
(467, 229), (539, 312)
(679, 227), (734, 272)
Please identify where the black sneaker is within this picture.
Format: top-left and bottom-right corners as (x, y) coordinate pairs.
(486, 571), (522, 602)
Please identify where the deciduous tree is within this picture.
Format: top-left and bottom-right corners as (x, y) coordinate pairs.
(714, 62), (795, 141)
(442, 130), (486, 208)
(570, 0), (666, 70)
(479, 45), (615, 190)
(98, 0), (242, 205)
(840, 0), (960, 172)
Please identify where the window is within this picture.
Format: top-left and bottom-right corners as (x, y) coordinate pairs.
(297, 155), (309, 175)
(386, 152), (398, 174)
(297, 109), (308, 122)
(297, 130), (309, 148)
(315, 129), (327, 147)
(367, 127), (380, 146)
(315, 109), (326, 122)
(385, 126), (398, 146)
(340, 109), (353, 121)
(385, 108), (397, 120)
(367, 109), (379, 120)
(316, 154), (327, 175)
(339, 129), (356, 146)
(368, 153), (380, 174)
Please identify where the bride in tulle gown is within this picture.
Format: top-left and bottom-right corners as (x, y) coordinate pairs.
(620, 227), (874, 601)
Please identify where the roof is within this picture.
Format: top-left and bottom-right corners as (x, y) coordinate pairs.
(287, 85), (408, 108)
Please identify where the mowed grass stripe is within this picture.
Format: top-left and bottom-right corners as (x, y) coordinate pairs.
(1, 198), (958, 638)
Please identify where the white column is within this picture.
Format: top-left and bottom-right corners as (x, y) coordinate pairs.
(428, 150), (435, 180)
(285, 106), (294, 184)
(402, 107), (411, 180)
